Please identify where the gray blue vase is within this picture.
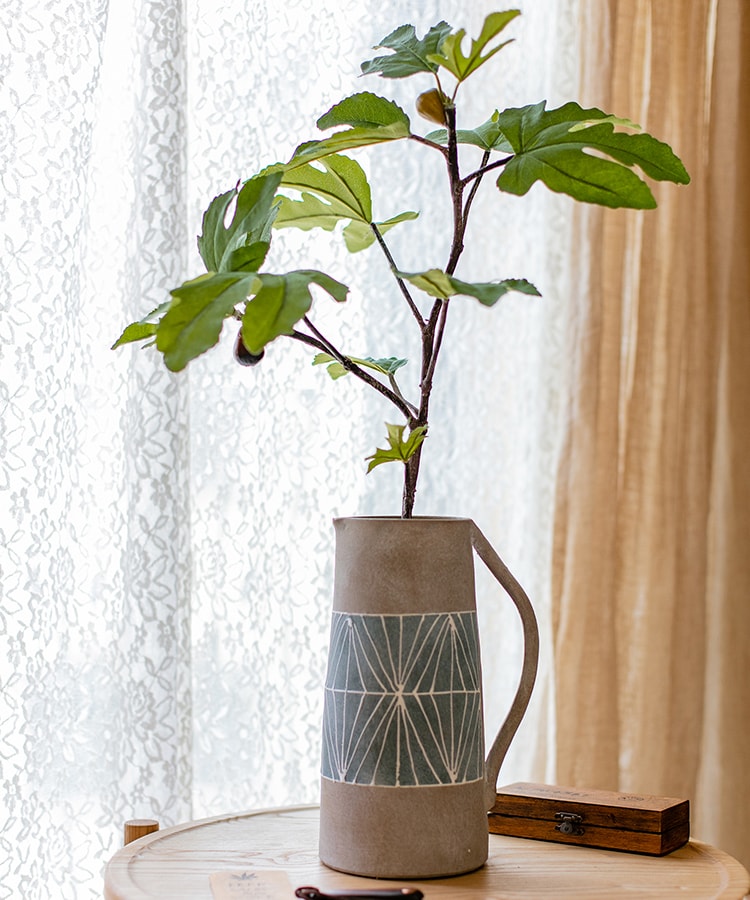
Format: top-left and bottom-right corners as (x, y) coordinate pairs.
(318, 517), (539, 879)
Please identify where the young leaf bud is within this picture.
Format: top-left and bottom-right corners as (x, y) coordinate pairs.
(234, 331), (265, 366)
(416, 89), (447, 126)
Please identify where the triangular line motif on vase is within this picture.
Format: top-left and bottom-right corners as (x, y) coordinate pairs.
(321, 611), (484, 787)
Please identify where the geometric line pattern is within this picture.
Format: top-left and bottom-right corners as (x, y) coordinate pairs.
(321, 612), (484, 786)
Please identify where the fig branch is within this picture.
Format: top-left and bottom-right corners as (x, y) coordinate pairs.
(461, 154), (514, 186)
(111, 12), (689, 521)
(290, 320), (415, 422)
(369, 224), (425, 328)
(401, 104), (471, 517)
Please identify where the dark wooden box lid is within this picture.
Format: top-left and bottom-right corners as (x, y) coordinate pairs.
(491, 782), (689, 834)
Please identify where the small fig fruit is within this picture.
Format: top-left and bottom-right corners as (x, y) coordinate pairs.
(416, 89), (447, 126)
(234, 331), (264, 366)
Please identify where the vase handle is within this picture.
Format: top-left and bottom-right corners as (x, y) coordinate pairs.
(470, 522), (540, 811)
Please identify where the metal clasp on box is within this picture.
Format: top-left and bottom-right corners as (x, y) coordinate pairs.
(554, 812), (585, 836)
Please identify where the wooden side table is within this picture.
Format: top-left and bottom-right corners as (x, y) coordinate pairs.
(104, 806), (750, 900)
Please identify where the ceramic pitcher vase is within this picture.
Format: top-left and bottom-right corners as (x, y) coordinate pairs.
(319, 517), (539, 879)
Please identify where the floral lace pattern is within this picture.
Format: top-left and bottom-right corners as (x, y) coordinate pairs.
(0, 0), (577, 895)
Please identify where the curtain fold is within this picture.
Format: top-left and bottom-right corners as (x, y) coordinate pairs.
(553, 0), (750, 868)
(697, 0), (750, 867)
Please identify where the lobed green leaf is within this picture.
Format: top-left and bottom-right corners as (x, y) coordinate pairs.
(427, 10), (520, 83)
(197, 171), (282, 273)
(156, 273), (257, 371)
(241, 270), (349, 355)
(494, 101), (690, 208)
(275, 154), (372, 232)
(276, 154), (417, 252)
(365, 423), (428, 472)
(361, 21), (452, 78)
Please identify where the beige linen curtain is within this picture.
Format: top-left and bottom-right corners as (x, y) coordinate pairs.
(553, 0), (750, 867)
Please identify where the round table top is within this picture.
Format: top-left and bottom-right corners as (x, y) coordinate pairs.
(104, 806), (750, 900)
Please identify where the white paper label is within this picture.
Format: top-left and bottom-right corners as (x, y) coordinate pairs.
(209, 870), (294, 899)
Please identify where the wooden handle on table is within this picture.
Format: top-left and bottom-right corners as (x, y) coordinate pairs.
(124, 819), (159, 845)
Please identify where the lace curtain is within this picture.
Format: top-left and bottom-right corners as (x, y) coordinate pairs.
(1, 1), (579, 895)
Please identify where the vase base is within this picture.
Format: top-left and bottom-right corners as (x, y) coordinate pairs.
(319, 778), (489, 879)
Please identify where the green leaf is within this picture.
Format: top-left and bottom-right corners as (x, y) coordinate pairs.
(275, 154), (372, 232)
(398, 269), (540, 305)
(427, 10), (520, 82)
(228, 240), (271, 272)
(313, 352), (408, 379)
(276, 155), (417, 252)
(300, 270), (349, 303)
(287, 121), (410, 169)
(197, 170), (282, 272)
(398, 268), (453, 298)
(426, 112), (514, 152)
(363, 356), (409, 376)
(494, 101), (690, 208)
(288, 94), (410, 170)
(112, 302), (171, 349)
(241, 270), (349, 354)
(465, 277), (541, 306)
(361, 21), (452, 78)
(111, 321), (158, 349)
(343, 210), (419, 253)
(568, 114), (641, 133)
(312, 352), (348, 380)
(317, 91), (410, 130)
(156, 273), (257, 371)
(365, 423), (428, 473)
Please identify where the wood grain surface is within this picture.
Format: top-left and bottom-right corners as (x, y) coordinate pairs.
(489, 782), (690, 855)
(104, 806), (750, 900)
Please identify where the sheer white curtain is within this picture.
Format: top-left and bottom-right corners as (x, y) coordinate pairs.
(1, 1), (577, 895)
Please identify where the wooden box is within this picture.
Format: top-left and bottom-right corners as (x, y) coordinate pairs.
(489, 782), (690, 856)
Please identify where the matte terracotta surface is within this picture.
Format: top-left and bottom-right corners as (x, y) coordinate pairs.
(332, 517), (476, 615)
(319, 779), (488, 879)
